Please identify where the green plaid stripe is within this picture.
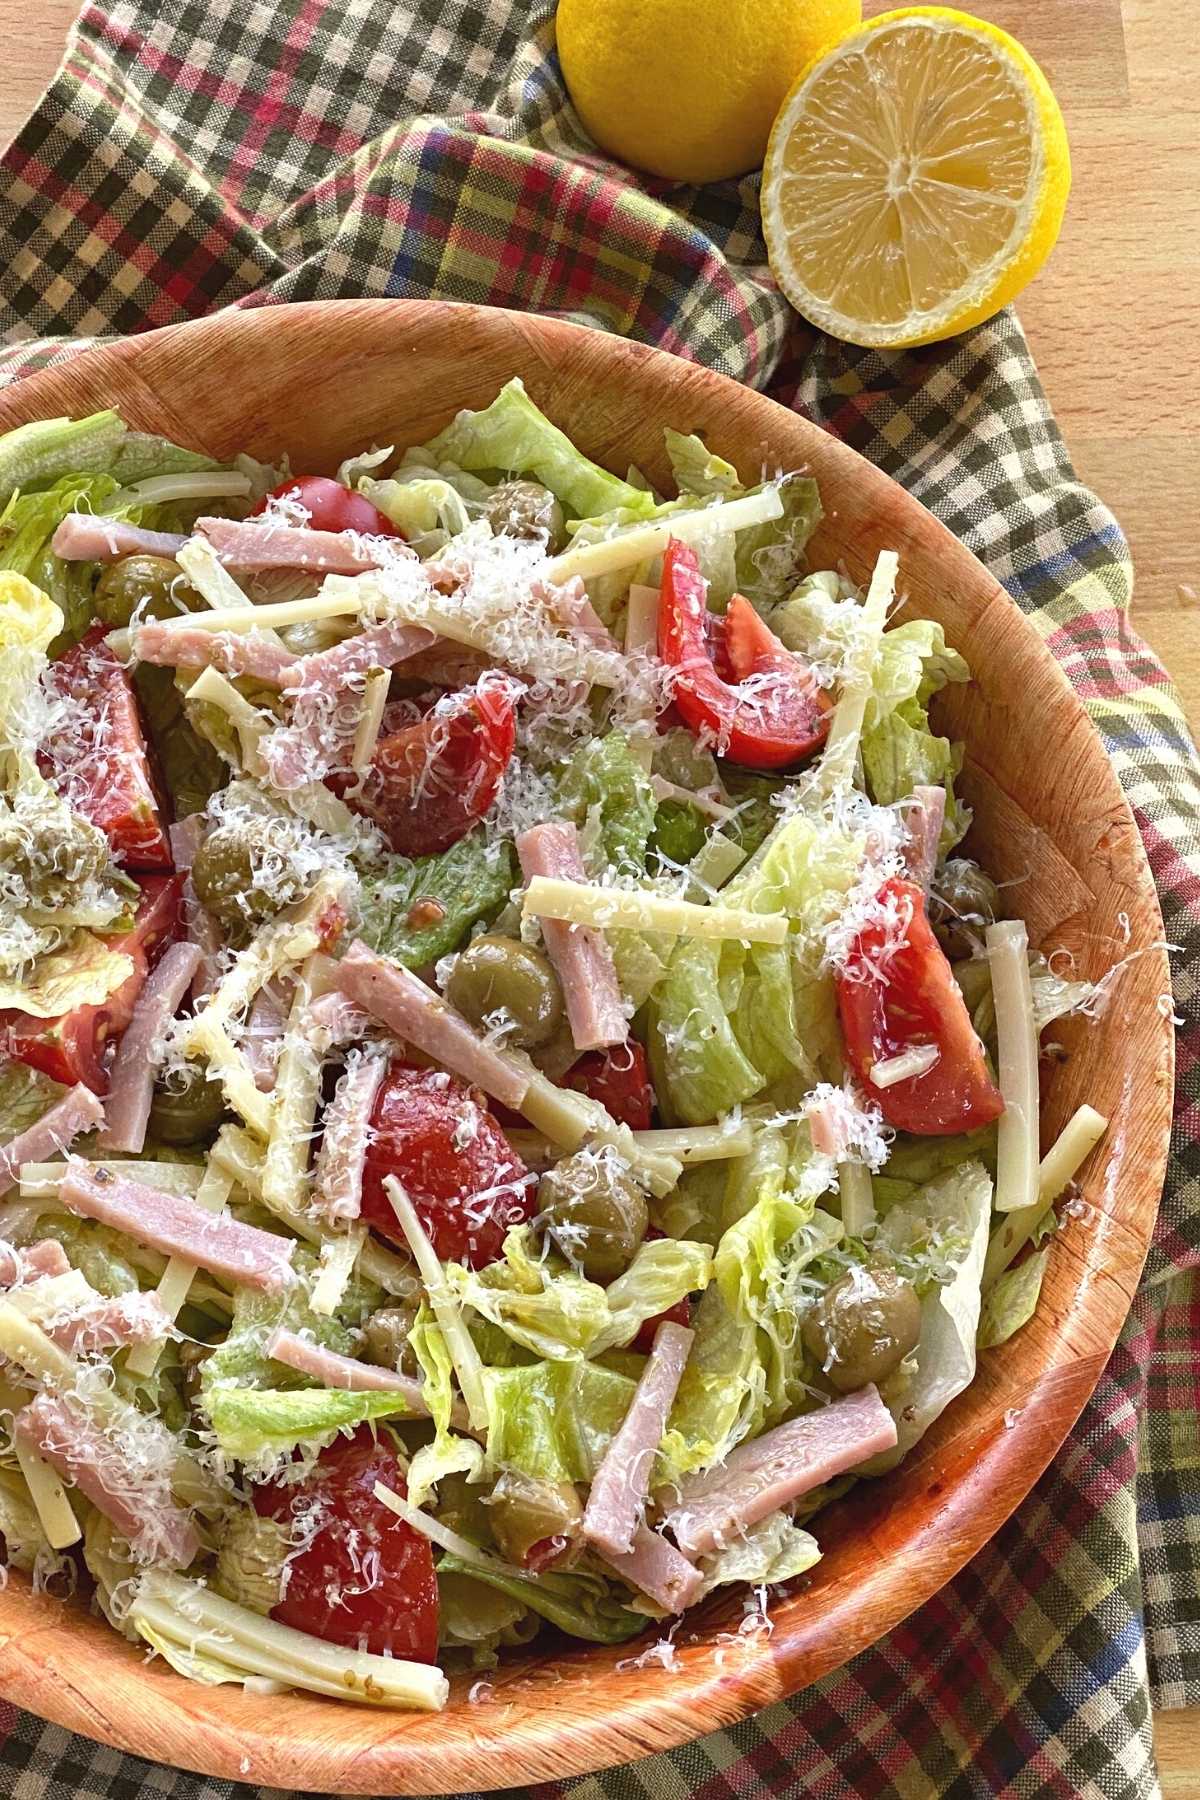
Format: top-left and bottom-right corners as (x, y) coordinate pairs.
(0, 4), (1197, 1796)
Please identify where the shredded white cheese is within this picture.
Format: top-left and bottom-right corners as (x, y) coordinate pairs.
(309, 1226), (367, 1318)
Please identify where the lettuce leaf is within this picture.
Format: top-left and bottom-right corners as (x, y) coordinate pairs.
(357, 474), (472, 556)
(437, 1552), (644, 1644)
(697, 1508), (822, 1596)
(664, 429), (739, 498)
(405, 1304), (484, 1507)
(419, 379), (655, 521)
(733, 476), (822, 610)
(658, 1284), (766, 1481)
(858, 620), (971, 849)
(108, 432), (219, 486)
(646, 937), (766, 1125)
(198, 1245), (371, 1403)
(483, 1358), (636, 1483)
(206, 1386), (414, 1470)
(0, 1057), (65, 1138)
(594, 1236), (713, 1352)
(859, 1160), (993, 1474)
(977, 1248), (1048, 1350)
(356, 832), (516, 969)
(558, 732), (657, 877)
(0, 411), (126, 507)
(0, 930), (135, 1017)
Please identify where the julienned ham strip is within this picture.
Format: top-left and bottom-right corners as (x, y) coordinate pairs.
(261, 620), (435, 788)
(51, 514), (188, 562)
(266, 1327), (430, 1412)
(0, 1083), (106, 1198)
(45, 1290), (174, 1357)
(584, 1321), (694, 1559)
(15, 1391), (199, 1567)
(311, 1051), (387, 1226)
(196, 515), (397, 574)
(0, 1237), (71, 1288)
(99, 941), (204, 1155)
(516, 821), (628, 1052)
(336, 941), (530, 1111)
(899, 784), (946, 895)
(58, 1160), (296, 1295)
(134, 621), (301, 687)
(596, 1521), (704, 1615)
(664, 1383), (898, 1557)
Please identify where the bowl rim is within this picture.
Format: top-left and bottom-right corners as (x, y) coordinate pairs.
(0, 298), (1174, 1792)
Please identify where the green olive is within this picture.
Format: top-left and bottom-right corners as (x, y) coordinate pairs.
(0, 810), (109, 908)
(94, 555), (202, 628)
(537, 1149), (649, 1283)
(930, 859), (1000, 960)
(191, 825), (300, 944)
(487, 1470), (582, 1565)
(801, 1267), (922, 1395)
(483, 480), (565, 550)
(146, 1075), (227, 1146)
(359, 1304), (418, 1376)
(445, 934), (564, 1050)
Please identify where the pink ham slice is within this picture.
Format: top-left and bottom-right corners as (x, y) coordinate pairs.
(58, 1160), (295, 1295)
(98, 942), (204, 1155)
(312, 1051), (387, 1225)
(336, 941), (530, 1112)
(516, 822), (627, 1053)
(134, 621), (300, 687)
(0, 1084), (106, 1198)
(243, 980), (290, 1093)
(15, 1391), (198, 1567)
(399, 639), (495, 689)
(899, 785), (946, 895)
(168, 815), (205, 873)
(51, 515), (187, 562)
(261, 620), (435, 788)
(265, 1327), (429, 1412)
(308, 989), (372, 1049)
(584, 1321), (693, 1559)
(16, 1239), (72, 1282)
(196, 515), (402, 575)
(597, 1522), (703, 1615)
(663, 1384), (898, 1557)
(185, 878), (225, 1005)
(44, 1290), (174, 1357)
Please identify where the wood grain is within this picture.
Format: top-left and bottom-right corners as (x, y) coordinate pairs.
(0, 0), (1195, 1785)
(0, 298), (1174, 1792)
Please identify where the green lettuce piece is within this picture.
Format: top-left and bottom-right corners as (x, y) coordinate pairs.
(558, 732), (657, 877)
(35, 1217), (141, 1298)
(595, 1236), (713, 1351)
(483, 1359), (635, 1484)
(646, 937), (766, 1125)
(108, 433), (219, 485)
(207, 1387), (414, 1467)
(0, 411), (126, 507)
(859, 1160), (993, 1475)
(0, 1057), (64, 1137)
(977, 1248), (1048, 1350)
(437, 1553), (644, 1644)
(733, 476), (823, 610)
(419, 379), (655, 521)
(859, 620), (971, 849)
(449, 1236), (610, 1363)
(437, 1568), (527, 1657)
(0, 474), (126, 648)
(651, 799), (709, 867)
(356, 832), (516, 968)
(198, 1245), (370, 1403)
(400, 1305), (484, 1507)
(697, 1509), (822, 1596)
(357, 474), (472, 556)
(664, 428), (739, 498)
(658, 1284), (766, 1482)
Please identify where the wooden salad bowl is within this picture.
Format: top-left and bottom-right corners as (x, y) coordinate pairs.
(0, 302), (1174, 1792)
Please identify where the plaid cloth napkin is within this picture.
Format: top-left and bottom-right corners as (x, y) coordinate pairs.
(1, 4), (1198, 1796)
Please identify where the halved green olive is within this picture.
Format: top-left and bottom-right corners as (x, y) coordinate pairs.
(359, 1304), (418, 1376)
(94, 555), (202, 628)
(487, 1470), (582, 1565)
(483, 480), (565, 550)
(146, 1075), (227, 1146)
(930, 859), (1000, 960)
(191, 825), (301, 944)
(801, 1267), (922, 1394)
(445, 934), (564, 1050)
(536, 1149), (649, 1283)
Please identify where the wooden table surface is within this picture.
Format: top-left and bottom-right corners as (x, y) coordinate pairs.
(0, 0), (1196, 1791)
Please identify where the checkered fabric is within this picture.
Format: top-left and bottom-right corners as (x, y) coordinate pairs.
(0, 3), (1197, 1797)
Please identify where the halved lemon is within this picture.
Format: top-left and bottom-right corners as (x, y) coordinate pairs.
(761, 7), (1070, 348)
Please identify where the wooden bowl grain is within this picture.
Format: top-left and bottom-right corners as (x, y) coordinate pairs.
(0, 301), (1173, 1793)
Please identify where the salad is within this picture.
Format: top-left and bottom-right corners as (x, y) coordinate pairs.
(0, 383), (1109, 1709)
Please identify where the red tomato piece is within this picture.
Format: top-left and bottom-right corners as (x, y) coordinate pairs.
(346, 677), (517, 857)
(41, 626), (172, 869)
(1, 875), (184, 1093)
(251, 475), (406, 539)
(658, 540), (830, 770)
(253, 1426), (437, 1662)
(360, 1061), (534, 1268)
(836, 876), (1005, 1136)
(566, 1041), (655, 1133)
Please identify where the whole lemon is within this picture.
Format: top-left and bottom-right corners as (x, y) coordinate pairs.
(555, 0), (862, 185)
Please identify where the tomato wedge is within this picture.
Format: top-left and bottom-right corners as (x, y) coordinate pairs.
(360, 1061), (534, 1268)
(346, 677), (518, 857)
(836, 877), (1004, 1136)
(658, 540), (830, 770)
(253, 1426), (437, 1661)
(566, 1041), (655, 1133)
(1, 875), (184, 1093)
(42, 626), (172, 870)
(251, 475), (406, 539)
